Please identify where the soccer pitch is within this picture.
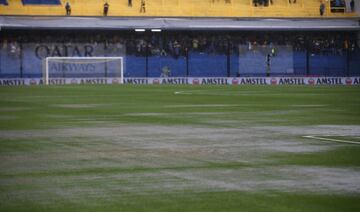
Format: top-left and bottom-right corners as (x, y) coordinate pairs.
(1, 85), (360, 211)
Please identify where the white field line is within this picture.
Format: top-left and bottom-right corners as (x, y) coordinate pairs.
(164, 104), (244, 108)
(291, 105), (327, 108)
(164, 104), (327, 108)
(303, 135), (360, 145)
(174, 90), (326, 96)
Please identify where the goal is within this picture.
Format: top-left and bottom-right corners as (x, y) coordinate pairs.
(44, 57), (124, 85)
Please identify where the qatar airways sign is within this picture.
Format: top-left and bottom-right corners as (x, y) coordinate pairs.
(0, 77), (359, 86)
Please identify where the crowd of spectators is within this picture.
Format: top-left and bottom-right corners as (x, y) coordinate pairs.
(1, 38), (21, 57)
(309, 35), (357, 55)
(1, 31), (358, 59)
(330, 0), (355, 13)
(330, 0), (346, 12)
(331, 0), (346, 8)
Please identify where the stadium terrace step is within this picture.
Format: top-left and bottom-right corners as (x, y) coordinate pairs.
(0, 0), (357, 18)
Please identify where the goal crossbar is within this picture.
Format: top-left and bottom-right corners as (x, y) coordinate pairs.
(44, 57), (124, 85)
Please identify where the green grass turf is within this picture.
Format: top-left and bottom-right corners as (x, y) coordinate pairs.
(0, 85), (360, 211)
(271, 146), (360, 167)
(0, 85), (359, 129)
(2, 192), (360, 212)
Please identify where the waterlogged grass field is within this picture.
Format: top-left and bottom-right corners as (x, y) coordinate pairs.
(0, 85), (360, 211)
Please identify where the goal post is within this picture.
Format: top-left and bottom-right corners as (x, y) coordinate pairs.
(44, 57), (124, 85)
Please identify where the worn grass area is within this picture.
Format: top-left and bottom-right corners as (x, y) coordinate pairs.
(0, 85), (360, 211)
(2, 192), (360, 212)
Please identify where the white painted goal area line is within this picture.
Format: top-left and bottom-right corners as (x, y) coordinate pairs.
(303, 135), (360, 145)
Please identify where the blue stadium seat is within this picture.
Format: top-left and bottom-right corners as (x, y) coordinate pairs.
(189, 52), (227, 77)
(0, 0), (8, 5)
(309, 55), (346, 76)
(230, 54), (239, 77)
(293, 51), (307, 76)
(0, 50), (21, 78)
(125, 56), (146, 77)
(22, 0), (61, 5)
(22, 46), (42, 78)
(349, 49), (360, 76)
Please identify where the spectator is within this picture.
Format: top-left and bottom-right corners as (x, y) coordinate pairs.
(320, 1), (325, 16)
(266, 54), (271, 77)
(104, 2), (109, 16)
(10, 41), (18, 55)
(350, 0), (355, 12)
(140, 0), (146, 13)
(160, 66), (171, 77)
(192, 38), (199, 50)
(271, 47), (276, 56)
(128, 0), (132, 7)
(65, 1), (71, 16)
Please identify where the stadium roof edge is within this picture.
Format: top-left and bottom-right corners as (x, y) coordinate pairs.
(0, 16), (359, 31)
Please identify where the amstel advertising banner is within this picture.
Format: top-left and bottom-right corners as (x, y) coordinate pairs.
(0, 77), (359, 86)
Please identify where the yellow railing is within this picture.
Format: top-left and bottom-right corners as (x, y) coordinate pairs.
(0, 0), (357, 18)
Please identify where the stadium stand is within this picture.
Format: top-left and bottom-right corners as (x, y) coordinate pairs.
(0, 0), (357, 17)
(1, 30), (359, 78)
(0, 1), (359, 80)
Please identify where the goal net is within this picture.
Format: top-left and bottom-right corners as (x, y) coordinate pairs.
(44, 57), (123, 85)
